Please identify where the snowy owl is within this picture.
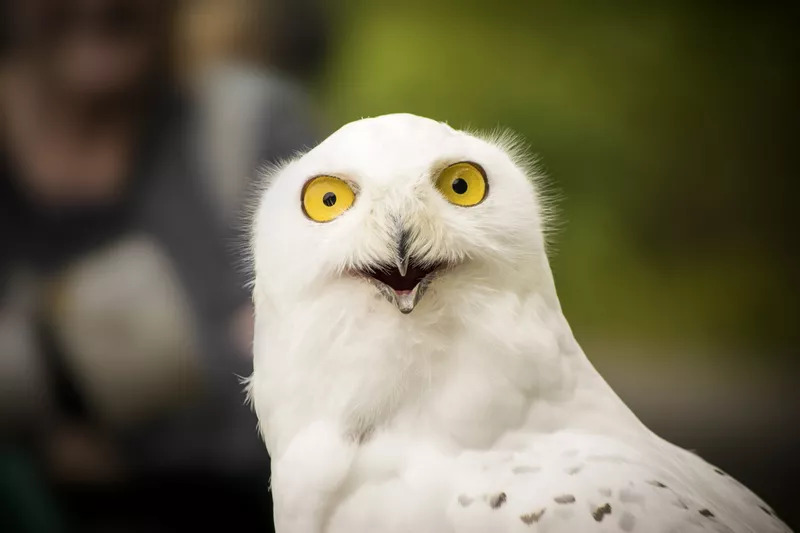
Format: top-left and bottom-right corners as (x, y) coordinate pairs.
(247, 113), (790, 533)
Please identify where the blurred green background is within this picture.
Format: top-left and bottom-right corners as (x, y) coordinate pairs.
(313, 0), (797, 360)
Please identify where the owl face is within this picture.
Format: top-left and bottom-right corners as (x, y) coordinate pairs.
(253, 114), (547, 315)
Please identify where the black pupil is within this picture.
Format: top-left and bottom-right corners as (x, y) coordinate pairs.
(452, 178), (468, 195)
(323, 192), (337, 207)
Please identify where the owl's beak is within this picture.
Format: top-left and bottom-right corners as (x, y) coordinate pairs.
(382, 278), (430, 314)
(358, 230), (445, 313)
(360, 260), (441, 314)
(396, 255), (409, 277)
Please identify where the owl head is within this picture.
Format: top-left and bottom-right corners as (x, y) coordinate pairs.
(251, 113), (555, 320)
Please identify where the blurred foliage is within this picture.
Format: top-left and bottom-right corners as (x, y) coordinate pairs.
(313, 0), (797, 355)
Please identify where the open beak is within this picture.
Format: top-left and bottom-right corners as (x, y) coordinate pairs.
(358, 229), (447, 313)
(361, 260), (442, 314)
(362, 229), (443, 313)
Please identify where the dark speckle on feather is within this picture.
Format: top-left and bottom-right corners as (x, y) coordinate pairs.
(760, 505), (774, 517)
(520, 509), (546, 525)
(647, 480), (668, 488)
(488, 492), (507, 509)
(565, 465), (584, 475)
(554, 494), (576, 504)
(714, 468), (726, 476)
(699, 509), (715, 518)
(592, 503), (612, 522)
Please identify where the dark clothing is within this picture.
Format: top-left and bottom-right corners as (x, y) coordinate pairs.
(0, 76), (319, 532)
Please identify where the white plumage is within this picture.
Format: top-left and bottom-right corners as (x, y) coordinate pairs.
(247, 113), (790, 533)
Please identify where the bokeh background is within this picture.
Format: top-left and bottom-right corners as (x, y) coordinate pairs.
(1, 0), (797, 532)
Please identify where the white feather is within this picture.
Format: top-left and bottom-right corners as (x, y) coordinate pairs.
(247, 113), (790, 533)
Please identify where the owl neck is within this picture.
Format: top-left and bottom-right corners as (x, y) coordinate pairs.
(255, 258), (647, 457)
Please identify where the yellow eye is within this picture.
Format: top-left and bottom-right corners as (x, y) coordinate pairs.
(435, 162), (488, 207)
(301, 176), (356, 222)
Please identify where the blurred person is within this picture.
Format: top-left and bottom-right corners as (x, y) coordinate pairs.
(0, 0), (319, 531)
(176, 0), (329, 83)
(175, 0), (327, 222)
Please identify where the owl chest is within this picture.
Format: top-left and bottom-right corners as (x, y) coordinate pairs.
(323, 344), (530, 452)
(268, 316), (541, 451)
